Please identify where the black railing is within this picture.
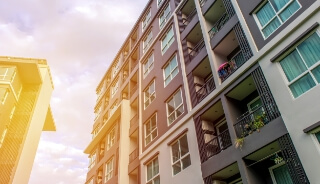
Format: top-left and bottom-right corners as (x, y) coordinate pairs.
(188, 38), (205, 62)
(196, 76), (215, 103)
(182, 8), (197, 27)
(205, 130), (232, 158)
(218, 51), (246, 82)
(234, 105), (268, 138)
(208, 13), (229, 39)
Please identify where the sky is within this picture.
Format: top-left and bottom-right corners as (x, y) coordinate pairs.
(0, 0), (147, 183)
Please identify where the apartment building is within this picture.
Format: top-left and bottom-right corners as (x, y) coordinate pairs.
(0, 56), (56, 184)
(85, 0), (320, 183)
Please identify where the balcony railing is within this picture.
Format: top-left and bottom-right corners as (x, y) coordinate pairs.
(208, 12), (229, 39)
(129, 148), (139, 163)
(199, 0), (207, 7)
(182, 8), (197, 27)
(218, 51), (246, 82)
(196, 76), (215, 103)
(205, 129), (232, 158)
(188, 38), (205, 62)
(234, 105), (268, 138)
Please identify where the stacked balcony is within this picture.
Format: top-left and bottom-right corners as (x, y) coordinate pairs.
(177, 0), (197, 33)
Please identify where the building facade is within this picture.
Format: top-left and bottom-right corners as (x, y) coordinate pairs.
(0, 56), (56, 184)
(85, 0), (320, 183)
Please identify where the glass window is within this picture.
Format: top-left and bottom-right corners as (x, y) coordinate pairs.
(0, 128), (8, 149)
(105, 157), (114, 182)
(161, 27), (175, 54)
(279, 31), (320, 98)
(88, 152), (96, 170)
(144, 53), (154, 78)
(107, 127), (115, 150)
(0, 67), (16, 81)
(157, 0), (163, 7)
(269, 163), (293, 184)
(164, 55), (179, 86)
(171, 134), (191, 175)
(144, 80), (156, 109)
(167, 88), (184, 124)
(142, 10), (151, 31)
(159, 4), (171, 29)
(146, 157), (160, 184)
(143, 31), (153, 53)
(315, 132), (320, 143)
(145, 113), (158, 145)
(254, 0), (301, 38)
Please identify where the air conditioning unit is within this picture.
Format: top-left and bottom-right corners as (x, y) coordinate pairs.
(213, 180), (227, 184)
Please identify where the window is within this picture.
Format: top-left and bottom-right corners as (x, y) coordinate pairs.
(142, 10), (151, 32)
(0, 88), (9, 104)
(9, 106), (15, 121)
(315, 132), (320, 144)
(144, 80), (156, 109)
(145, 113), (158, 145)
(146, 157), (160, 184)
(161, 27), (174, 54)
(94, 103), (102, 120)
(269, 162), (293, 184)
(166, 88), (184, 124)
(143, 31), (153, 53)
(92, 125), (100, 139)
(279, 31), (320, 98)
(159, 4), (171, 29)
(109, 101), (118, 117)
(107, 127), (116, 150)
(157, 0), (163, 7)
(171, 134), (191, 175)
(254, 0), (301, 38)
(105, 157), (114, 182)
(112, 61), (120, 78)
(0, 67), (16, 81)
(111, 79), (119, 98)
(0, 128), (8, 148)
(164, 55), (179, 86)
(144, 53), (154, 78)
(88, 152), (96, 170)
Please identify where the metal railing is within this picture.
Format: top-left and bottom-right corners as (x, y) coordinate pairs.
(218, 51), (246, 82)
(205, 130), (232, 158)
(234, 105), (268, 138)
(188, 38), (205, 62)
(182, 8), (197, 27)
(129, 148), (139, 163)
(196, 76), (215, 103)
(199, 0), (208, 7)
(208, 12), (229, 39)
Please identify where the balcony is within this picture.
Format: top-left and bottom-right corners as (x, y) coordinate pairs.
(208, 12), (229, 39)
(225, 69), (280, 139)
(177, 0), (196, 33)
(183, 23), (205, 65)
(188, 38), (205, 62)
(218, 51), (245, 81)
(205, 129), (231, 158)
(194, 100), (232, 162)
(195, 75), (215, 103)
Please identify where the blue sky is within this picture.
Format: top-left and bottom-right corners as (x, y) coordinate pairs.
(0, 0), (147, 183)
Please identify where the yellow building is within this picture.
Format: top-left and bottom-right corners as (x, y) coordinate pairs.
(0, 56), (56, 184)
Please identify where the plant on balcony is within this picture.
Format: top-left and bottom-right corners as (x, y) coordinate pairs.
(271, 153), (284, 165)
(234, 137), (245, 149)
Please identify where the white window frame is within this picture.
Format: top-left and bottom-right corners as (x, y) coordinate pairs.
(171, 134), (191, 175)
(278, 30), (320, 98)
(268, 162), (289, 184)
(143, 31), (153, 54)
(144, 80), (156, 109)
(143, 53), (154, 78)
(159, 4), (171, 29)
(253, 0), (301, 39)
(146, 157), (160, 184)
(0, 128), (8, 148)
(157, 0), (164, 7)
(142, 9), (151, 32)
(144, 113), (158, 146)
(105, 157), (114, 182)
(166, 88), (184, 125)
(0, 67), (16, 81)
(163, 55), (179, 87)
(107, 127), (116, 150)
(161, 27), (175, 54)
(0, 88), (9, 104)
(88, 152), (96, 170)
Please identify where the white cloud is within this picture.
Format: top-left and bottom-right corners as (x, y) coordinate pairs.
(0, 0), (147, 183)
